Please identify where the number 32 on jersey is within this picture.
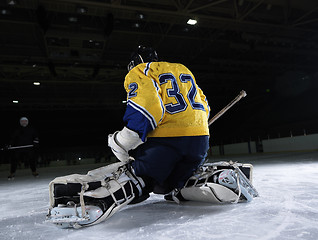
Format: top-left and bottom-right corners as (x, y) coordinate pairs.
(128, 73), (205, 115)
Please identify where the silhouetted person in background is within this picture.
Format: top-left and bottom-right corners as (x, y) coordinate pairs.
(8, 117), (39, 180)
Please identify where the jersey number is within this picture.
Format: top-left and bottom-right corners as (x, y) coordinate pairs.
(159, 73), (205, 114)
(128, 83), (138, 99)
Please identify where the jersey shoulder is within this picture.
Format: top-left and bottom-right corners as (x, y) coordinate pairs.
(125, 62), (193, 84)
(124, 63), (149, 84)
(151, 61), (189, 71)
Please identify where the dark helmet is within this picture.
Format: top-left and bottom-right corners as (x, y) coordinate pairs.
(127, 45), (158, 71)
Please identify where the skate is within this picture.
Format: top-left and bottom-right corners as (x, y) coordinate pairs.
(8, 174), (15, 180)
(164, 189), (188, 204)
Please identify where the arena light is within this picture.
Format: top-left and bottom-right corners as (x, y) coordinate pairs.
(68, 17), (78, 22)
(33, 82), (41, 86)
(13, 100), (19, 104)
(1, 9), (10, 15)
(7, 0), (17, 5)
(76, 7), (87, 14)
(137, 13), (144, 20)
(187, 19), (197, 25)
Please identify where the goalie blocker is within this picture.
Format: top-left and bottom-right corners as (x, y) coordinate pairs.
(46, 161), (258, 228)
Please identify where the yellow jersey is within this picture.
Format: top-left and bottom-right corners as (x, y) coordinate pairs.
(123, 62), (210, 141)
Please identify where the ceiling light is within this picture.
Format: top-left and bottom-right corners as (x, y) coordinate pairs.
(33, 82), (40, 86)
(13, 100), (19, 104)
(1, 9), (9, 15)
(68, 17), (78, 22)
(137, 13), (144, 20)
(7, 0), (17, 5)
(187, 19), (197, 25)
(77, 7), (87, 14)
(133, 23), (140, 28)
(122, 100), (127, 104)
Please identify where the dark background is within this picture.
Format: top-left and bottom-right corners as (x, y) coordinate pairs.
(1, 0), (318, 154)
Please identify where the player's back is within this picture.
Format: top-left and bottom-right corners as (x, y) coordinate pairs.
(124, 61), (210, 139)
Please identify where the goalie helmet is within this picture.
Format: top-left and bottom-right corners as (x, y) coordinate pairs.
(127, 45), (158, 71)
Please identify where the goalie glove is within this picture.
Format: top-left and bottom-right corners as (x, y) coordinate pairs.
(108, 127), (143, 163)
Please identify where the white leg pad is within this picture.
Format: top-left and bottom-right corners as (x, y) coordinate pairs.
(46, 162), (145, 228)
(179, 161), (259, 204)
(181, 183), (239, 203)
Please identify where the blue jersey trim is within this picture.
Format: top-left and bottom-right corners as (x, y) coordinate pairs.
(205, 97), (210, 119)
(144, 62), (151, 76)
(127, 100), (157, 130)
(123, 102), (157, 141)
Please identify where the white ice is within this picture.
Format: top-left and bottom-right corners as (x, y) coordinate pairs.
(1, 151), (318, 240)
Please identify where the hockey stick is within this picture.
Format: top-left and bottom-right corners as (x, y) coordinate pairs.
(208, 90), (247, 126)
(0, 144), (34, 151)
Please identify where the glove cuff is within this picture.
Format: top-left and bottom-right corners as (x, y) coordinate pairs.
(116, 127), (143, 151)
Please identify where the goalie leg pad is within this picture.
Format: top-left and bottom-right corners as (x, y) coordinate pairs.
(179, 161), (259, 204)
(181, 183), (239, 203)
(46, 162), (146, 228)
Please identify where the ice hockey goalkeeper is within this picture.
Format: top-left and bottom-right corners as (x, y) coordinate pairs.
(46, 46), (258, 228)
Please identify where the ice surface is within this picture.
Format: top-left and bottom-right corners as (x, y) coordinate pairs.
(1, 151), (318, 240)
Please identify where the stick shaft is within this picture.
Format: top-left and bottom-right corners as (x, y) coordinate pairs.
(0, 144), (34, 151)
(208, 90), (246, 126)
